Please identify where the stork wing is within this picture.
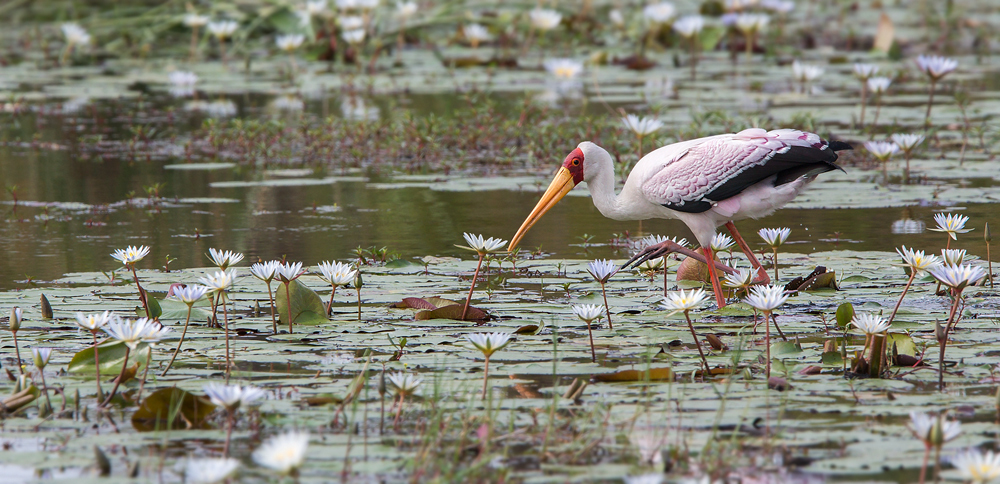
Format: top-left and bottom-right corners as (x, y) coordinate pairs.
(640, 128), (849, 213)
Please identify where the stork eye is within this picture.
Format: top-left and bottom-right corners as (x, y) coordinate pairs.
(572, 158), (581, 166)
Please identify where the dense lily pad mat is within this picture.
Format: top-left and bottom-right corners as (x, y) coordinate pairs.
(0, 250), (997, 482)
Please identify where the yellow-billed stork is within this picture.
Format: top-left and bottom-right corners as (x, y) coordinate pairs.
(509, 128), (851, 308)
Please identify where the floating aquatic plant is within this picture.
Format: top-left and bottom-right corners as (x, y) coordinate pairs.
(791, 61), (823, 94)
(891, 133), (925, 184)
(457, 233), (507, 320)
(31, 347), (53, 413)
(204, 383), (267, 456)
(853, 63), (878, 128)
(207, 20), (238, 64)
(744, 284), (788, 379)
(465, 332), (513, 399)
(672, 15), (704, 81)
(621, 114), (663, 159)
(74, 311), (113, 397)
(758, 228), (790, 281)
(851, 312), (890, 377)
(200, 270), (237, 380)
(572, 304), (604, 363)
(950, 448), (1000, 484)
(387, 373), (422, 428)
(930, 213), (972, 249)
(250, 260), (280, 333)
(866, 76), (891, 128)
(101, 317), (170, 406)
(864, 140), (899, 181)
(183, 13), (209, 61)
(889, 246), (942, 324)
(929, 263), (987, 391)
(183, 457), (239, 484)
(111, 245), (152, 318)
(162, 285), (210, 377)
(276, 262), (306, 332)
(916, 55), (958, 127)
(662, 288), (710, 374)
(586, 259), (619, 329)
(733, 13), (768, 62)
(252, 431), (310, 476)
(315, 261), (358, 316)
(9, 307), (23, 375)
(909, 411), (962, 484)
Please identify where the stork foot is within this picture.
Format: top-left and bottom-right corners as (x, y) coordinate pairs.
(625, 240), (736, 276)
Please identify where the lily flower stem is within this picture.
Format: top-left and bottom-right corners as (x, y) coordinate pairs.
(772, 249), (779, 281)
(224, 411), (235, 457)
(221, 292), (231, 383)
(91, 333), (103, 400)
(689, 38), (698, 81)
(327, 286), (337, 316)
(209, 292), (218, 327)
(872, 96), (882, 132)
(989, 242), (994, 288)
(888, 272), (916, 325)
(925, 79), (937, 128)
(586, 319), (597, 363)
(266, 282), (277, 333)
(462, 255), (485, 320)
(189, 28), (199, 62)
(39, 368), (52, 413)
(394, 394), (405, 430)
(637, 135), (644, 161)
(919, 444), (930, 484)
(764, 310), (772, 379)
(162, 305), (193, 377)
(379, 393), (385, 435)
(102, 345), (131, 407)
(481, 355), (490, 400)
(285, 282), (294, 334)
(356, 288), (362, 321)
(131, 265), (151, 319)
(859, 83), (868, 129)
(600, 283), (613, 330)
(771, 313), (788, 341)
(12, 331), (22, 375)
(137, 350), (152, 402)
(938, 289), (963, 391)
(683, 310), (710, 375)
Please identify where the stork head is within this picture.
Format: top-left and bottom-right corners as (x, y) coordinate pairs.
(509, 142), (599, 251)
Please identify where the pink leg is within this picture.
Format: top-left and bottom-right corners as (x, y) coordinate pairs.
(725, 221), (770, 284)
(625, 240), (737, 276)
(703, 247), (727, 308)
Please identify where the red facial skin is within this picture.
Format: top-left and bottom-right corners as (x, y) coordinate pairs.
(561, 147), (585, 185)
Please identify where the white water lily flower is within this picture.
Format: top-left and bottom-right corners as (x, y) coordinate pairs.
(711, 233), (734, 252)
(529, 9), (562, 30)
(340, 15), (364, 30)
(276, 34), (305, 52)
(203, 383), (267, 411)
(103, 317), (164, 349)
(543, 58), (583, 79)
(853, 63), (878, 80)
(864, 140), (899, 161)
(851, 312), (890, 335)
(891, 133), (925, 152)
(306, 0), (328, 15)
(207, 20), (238, 39)
(867, 76), (892, 94)
(642, 2), (676, 24)
(909, 411), (962, 445)
(941, 249), (966, 266)
(930, 213), (972, 239)
(464, 24), (492, 44)
(75, 311), (113, 331)
(184, 14), (210, 28)
(621, 114), (663, 136)
(792, 61), (824, 82)
(111, 245), (151, 266)
(200, 269), (237, 293)
(315, 261), (358, 286)
(396, 1), (417, 18)
(672, 15), (704, 39)
(663, 288), (707, 312)
(572, 304), (604, 323)
(624, 474), (664, 484)
(169, 71), (198, 87)
(929, 263), (987, 291)
(744, 285), (788, 311)
(643, 77), (674, 103)
(252, 432), (310, 474)
(641, 234), (688, 249)
(459, 233), (508, 255)
(916, 55), (958, 80)
(276, 262), (304, 283)
(342, 28), (365, 43)
(185, 457), (240, 484)
(172, 284), (211, 305)
(637, 257), (664, 272)
(465, 332), (513, 357)
(207, 248), (244, 270)
(250, 260), (280, 283)
(32, 348), (53, 369)
(951, 449), (1000, 484)
(758, 227), (790, 248)
(734, 13), (769, 35)
(387, 372), (422, 395)
(587, 259), (619, 283)
(896, 246), (942, 274)
(609, 9), (624, 27)
(723, 268), (754, 290)
(761, 0), (794, 13)
(61, 23), (91, 45)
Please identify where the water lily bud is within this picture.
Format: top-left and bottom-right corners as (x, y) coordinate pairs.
(32, 348), (52, 369)
(9, 307), (22, 332)
(986, 222), (992, 243)
(935, 321), (946, 343)
(354, 271), (363, 289)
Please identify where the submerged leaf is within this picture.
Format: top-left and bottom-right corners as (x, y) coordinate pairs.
(593, 367), (673, 382)
(131, 387), (216, 432)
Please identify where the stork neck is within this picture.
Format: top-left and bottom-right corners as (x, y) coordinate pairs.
(585, 162), (626, 220)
